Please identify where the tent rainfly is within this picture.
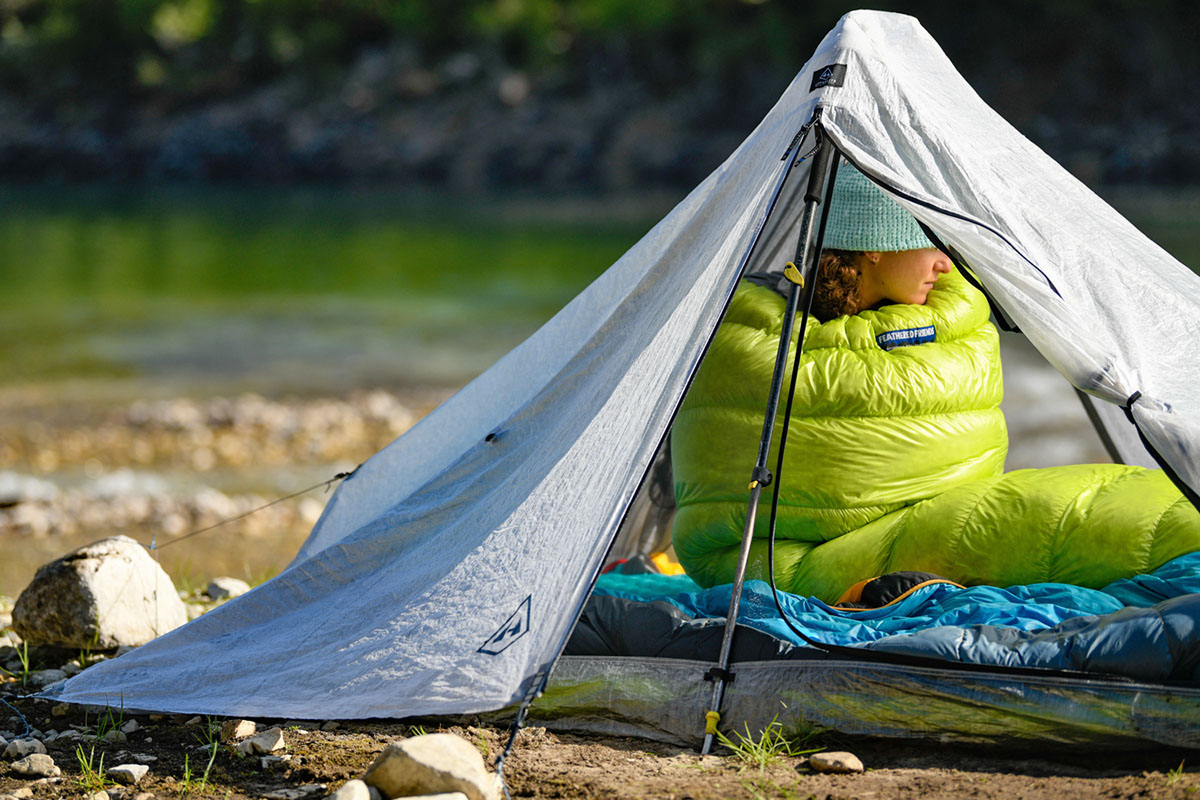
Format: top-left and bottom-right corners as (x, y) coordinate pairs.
(46, 10), (1200, 751)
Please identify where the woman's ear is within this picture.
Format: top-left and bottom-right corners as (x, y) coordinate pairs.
(862, 251), (882, 264)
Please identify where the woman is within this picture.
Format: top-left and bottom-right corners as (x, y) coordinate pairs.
(671, 166), (1200, 602)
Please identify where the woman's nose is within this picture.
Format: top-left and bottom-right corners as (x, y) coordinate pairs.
(933, 257), (953, 273)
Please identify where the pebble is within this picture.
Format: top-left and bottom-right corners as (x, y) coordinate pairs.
(220, 718), (257, 743)
(320, 721), (340, 731)
(51, 702), (71, 717)
(109, 764), (150, 785)
(261, 754), (293, 769)
(808, 750), (864, 774)
(103, 730), (128, 743)
(206, 576), (250, 600)
(236, 726), (285, 755)
(4, 739), (47, 758)
(121, 720), (141, 734)
(131, 754), (158, 763)
(86, 791), (109, 800)
(10, 753), (60, 777)
(363, 734), (496, 800)
(134, 793), (155, 800)
(328, 779), (371, 800)
(27, 668), (68, 687)
(261, 785), (325, 800)
(184, 716), (203, 725)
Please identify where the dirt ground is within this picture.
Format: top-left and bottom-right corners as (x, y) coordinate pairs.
(2, 670), (1199, 800)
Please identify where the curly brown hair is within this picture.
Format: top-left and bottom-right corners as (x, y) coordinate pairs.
(810, 249), (864, 321)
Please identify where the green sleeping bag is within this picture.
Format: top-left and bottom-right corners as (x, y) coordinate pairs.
(671, 268), (1200, 602)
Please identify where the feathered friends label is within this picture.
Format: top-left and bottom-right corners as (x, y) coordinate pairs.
(876, 325), (935, 351)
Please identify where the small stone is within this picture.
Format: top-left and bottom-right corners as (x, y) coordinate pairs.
(86, 791), (109, 800)
(320, 721), (340, 732)
(62, 662), (82, 676)
(51, 703), (71, 717)
(261, 785), (325, 800)
(260, 754), (292, 769)
(206, 577), (251, 600)
(148, 715), (165, 722)
(11, 752), (60, 777)
(5, 738), (47, 758)
(363, 733), (496, 800)
(184, 716), (202, 725)
(109, 764), (149, 785)
(219, 719), (256, 743)
(328, 779), (370, 800)
(121, 720), (140, 734)
(28, 668), (68, 687)
(236, 726), (285, 755)
(366, 787), (382, 800)
(808, 751), (864, 774)
(131, 754), (158, 763)
(10, 789), (33, 799)
(106, 788), (128, 799)
(134, 793), (156, 800)
(103, 729), (128, 743)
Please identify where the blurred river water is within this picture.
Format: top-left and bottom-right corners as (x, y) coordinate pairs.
(1, 185), (1197, 598)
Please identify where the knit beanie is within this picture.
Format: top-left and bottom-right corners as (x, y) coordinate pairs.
(821, 164), (933, 251)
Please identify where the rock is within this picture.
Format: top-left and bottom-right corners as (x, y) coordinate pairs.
(219, 718), (256, 743)
(28, 668), (68, 687)
(134, 793), (155, 800)
(109, 764), (149, 785)
(184, 716), (202, 725)
(390, 795), (467, 800)
(363, 733), (496, 800)
(131, 754), (157, 763)
(11, 536), (188, 648)
(261, 786), (324, 800)
(260, 754), (292, 769)
(51, 703), (71, 717)
(102, 730), (127, 743)
(10, 753), (60, 777)
(121, 720), (140, 734)
(808, 751), (864, 774)
(205, 577), (250, 600)
(328, 779), (370, 800)
(236, 726), (285, 755)
(320, 721), (340, 731)
(9, 789), (34, 799)
(87, 791), (110, 800)
(62, 662), (82, 675)
(4, 738), (46, 758)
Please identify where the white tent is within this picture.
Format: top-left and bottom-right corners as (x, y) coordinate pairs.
(49, 10), (1200, 744)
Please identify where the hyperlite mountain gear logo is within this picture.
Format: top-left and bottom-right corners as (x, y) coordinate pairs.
(478, 595), (531, 655)
(876, 325), (936, 351)
(811, 63), (847, 90)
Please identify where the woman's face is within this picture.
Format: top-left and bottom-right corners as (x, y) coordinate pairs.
(857, 248), (953, 308)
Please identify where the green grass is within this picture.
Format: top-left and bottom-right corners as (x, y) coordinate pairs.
(716, 717), (825, 772)
(75, 745), (109, 793)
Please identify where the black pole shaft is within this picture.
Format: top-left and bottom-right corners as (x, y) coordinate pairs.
(700, 127), (836, 755)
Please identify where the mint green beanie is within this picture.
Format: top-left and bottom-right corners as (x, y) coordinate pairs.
(822, 165), (933, 251)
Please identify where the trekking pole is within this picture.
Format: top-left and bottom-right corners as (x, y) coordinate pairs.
(699, 126), (837, 756)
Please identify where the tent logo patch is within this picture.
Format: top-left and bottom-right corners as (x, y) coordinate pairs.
(876, 325), (935, 351)
(810, 63), (847, 90)
(478, 595), (531, 656)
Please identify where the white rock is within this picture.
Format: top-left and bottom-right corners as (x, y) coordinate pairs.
(236, 726), (285, 755)
(121, 720), (140, 734)
(0, 735), (6, 749)
(4, 739), (46, 758)
(328, 779), (371, 800)
(102, 730), (128, 743)
(11, 536), (188, 648)
(261, 785), (324, 800)
(391, 795), (468, 800)
(260, 754), (292, 769)
(363, 733), (496, 800)
(219, 718), (256, 743)
(185, 716), (203, 725)
(109, 764), (149, 785)
(205, 577), (250, 600)
(9, 788), (33, 799)
(131, 754), (157, 763)
(808, 750), (864, 774)
(10, 753), (60, 777)
(86, 790), (109, 800)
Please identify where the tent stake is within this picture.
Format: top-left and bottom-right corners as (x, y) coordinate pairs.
(700, 128), (836, 755)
